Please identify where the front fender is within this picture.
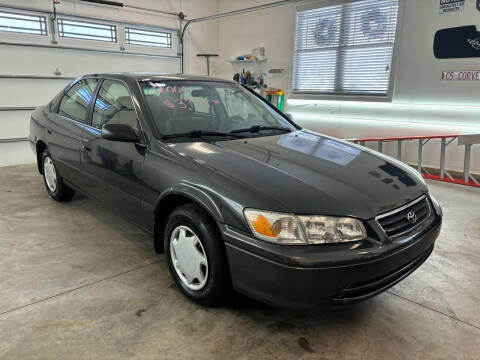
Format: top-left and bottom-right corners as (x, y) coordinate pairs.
(156, 182), (226, 224)
(152, 182), (248, 253)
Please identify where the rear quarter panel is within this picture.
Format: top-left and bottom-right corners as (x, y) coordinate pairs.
(29, 105), (49, 163)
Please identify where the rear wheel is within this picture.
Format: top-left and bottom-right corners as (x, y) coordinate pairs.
(42, 149), (75, 201)
(164, 203), (231, 306)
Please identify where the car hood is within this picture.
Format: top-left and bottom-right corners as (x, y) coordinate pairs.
(169, 130), (427, 219)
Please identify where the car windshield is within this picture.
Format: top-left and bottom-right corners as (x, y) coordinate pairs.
(140, 80), (296, 140)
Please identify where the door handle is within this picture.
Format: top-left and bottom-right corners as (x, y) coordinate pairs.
(82, 144), (91, 152)
(47, 129), (52, 135)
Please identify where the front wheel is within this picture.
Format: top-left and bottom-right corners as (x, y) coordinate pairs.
(42, 149), (75, 201)
(164, 203), (231, 306)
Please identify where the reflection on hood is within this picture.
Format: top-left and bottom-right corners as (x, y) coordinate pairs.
(277, 131), (361, 166)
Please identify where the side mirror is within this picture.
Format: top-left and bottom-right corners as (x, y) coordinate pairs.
(101, 124), (139, 143)
(285, 113), (294, 121)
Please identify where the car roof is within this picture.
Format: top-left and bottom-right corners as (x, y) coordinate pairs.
(81, 72), (234, 83)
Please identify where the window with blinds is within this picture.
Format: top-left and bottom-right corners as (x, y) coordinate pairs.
(292, 0), (399, 97)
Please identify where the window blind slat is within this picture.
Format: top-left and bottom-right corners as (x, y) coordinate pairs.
(293, 0), (399, 96)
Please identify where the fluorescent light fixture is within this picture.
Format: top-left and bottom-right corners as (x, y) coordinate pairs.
(287, 98), (480, 111)
(291, 113), (480, 130)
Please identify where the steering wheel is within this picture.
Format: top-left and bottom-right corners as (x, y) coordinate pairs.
(220, 115), (244, 132)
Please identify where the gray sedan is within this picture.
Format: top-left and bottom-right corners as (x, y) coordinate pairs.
(29, 73), (442, 308)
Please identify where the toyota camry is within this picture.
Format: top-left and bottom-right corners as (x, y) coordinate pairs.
(29, 73), (442, 308)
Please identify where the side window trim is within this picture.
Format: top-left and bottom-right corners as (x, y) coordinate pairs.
(87, 78), (104, 128)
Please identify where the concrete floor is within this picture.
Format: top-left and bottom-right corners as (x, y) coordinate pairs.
(0, 164), (479, 360)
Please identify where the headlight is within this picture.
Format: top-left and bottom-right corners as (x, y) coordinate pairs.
(244, 209), (367, 245)
(243, 209), (306, 244)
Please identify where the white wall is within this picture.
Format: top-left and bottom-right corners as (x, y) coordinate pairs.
(213, 0), (480, 174)
(2, 0), (479, 174)
(181, 1), (220, 75)
(0, 0), (220, 166)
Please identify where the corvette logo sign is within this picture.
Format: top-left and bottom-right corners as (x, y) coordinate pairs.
(441, 70), (480, 81)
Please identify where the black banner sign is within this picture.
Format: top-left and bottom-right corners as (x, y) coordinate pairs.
(434, 26), (480, 59)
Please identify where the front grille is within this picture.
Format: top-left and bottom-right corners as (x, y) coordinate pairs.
(334, 245), (433, 303)
(376, 195), (431, 238)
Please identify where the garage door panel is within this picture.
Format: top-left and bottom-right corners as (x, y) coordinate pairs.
(0, 24), (180, 166)
(0, 44), (180, 78)
(0, 57), (180, 110)
(0, 141), (34, 166)
(0, 111), (31, 140)
(46, 48), (181, 74)
(0, 79), (70, 108)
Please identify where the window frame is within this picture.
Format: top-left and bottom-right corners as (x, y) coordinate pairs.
(289, 0), (404, 102)
(125, 26), (172, 48)
(0, 6), (179, 59)
(0, 9), (47, 37)
(57, 17), (117, 43)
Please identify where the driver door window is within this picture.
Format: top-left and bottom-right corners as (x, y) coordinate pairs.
(92, 80), (139, 130)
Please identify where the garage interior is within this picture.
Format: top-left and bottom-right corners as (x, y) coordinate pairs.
(0, 0), (479, 359)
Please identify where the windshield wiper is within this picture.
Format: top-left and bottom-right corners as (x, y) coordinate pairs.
(230, 125), (292, 134)
(162, 130), (245, 140)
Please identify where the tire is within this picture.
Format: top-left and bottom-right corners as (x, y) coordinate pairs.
(41, 149), (75, 202)
(164, 203), (231, 306)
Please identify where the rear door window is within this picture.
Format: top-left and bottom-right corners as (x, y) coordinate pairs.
(58, 79), (98, 123)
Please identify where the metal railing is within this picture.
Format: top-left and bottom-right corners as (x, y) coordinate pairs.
(351, 134), (480, 188)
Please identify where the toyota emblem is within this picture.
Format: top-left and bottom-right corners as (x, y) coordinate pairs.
(407, 211), (417, 224)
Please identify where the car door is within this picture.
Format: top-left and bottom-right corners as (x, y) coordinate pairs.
(46, 78), (99, 187)
(81, 79), (146, 225)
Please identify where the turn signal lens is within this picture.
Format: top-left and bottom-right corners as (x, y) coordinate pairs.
(244, 209), (306, 244)
(249, 214), (278, 237)
(244, 209), (367, 245)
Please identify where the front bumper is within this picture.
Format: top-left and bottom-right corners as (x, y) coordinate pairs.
(222, 210), (442, 309)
